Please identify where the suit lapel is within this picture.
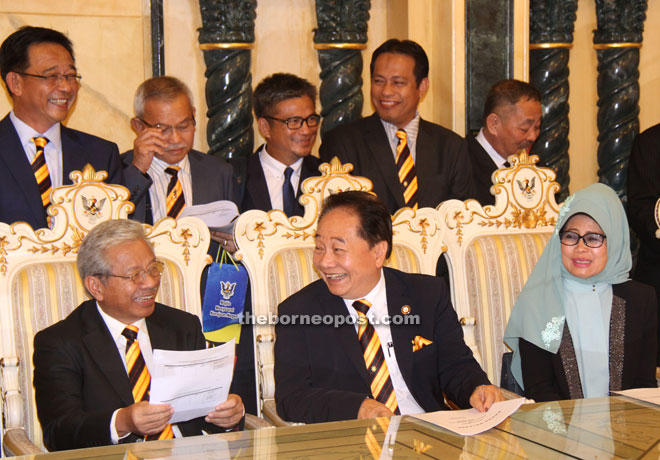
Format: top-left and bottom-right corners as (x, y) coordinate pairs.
(319, 289), (370, 386)
(414, 119), (438, 204)
(384, 270), (415, 390)
(298, 156), (319, 196)
(60, 125), (81, 185)
(188, 150), (205, 205)
(364, 115), (405, 209)
(80, 302), (135, 407)
(246, 148), (273, 211)
(145, 305), (178, 350)
(0, 115), (45, 225)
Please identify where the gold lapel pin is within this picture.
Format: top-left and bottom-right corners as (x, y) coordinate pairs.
(401, 305), (411, 315)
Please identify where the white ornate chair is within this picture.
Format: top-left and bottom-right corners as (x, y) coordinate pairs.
(438, 151), (560, 387)
(233, 158), (443, 425)
(0, 166), (221, 455)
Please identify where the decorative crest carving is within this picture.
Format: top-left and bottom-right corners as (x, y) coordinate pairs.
(313, 0), (371, 43)
(594, 0), (647, 44)
(530, 0), (578, 44)
(198, 0), (258, 43)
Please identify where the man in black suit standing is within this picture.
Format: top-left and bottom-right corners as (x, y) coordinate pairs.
(319, 39), (473, 214)
(0, 26), (124, 229)
(274, 191), (501, 423)
(122, 76), (236, 250)
(467, 80), (541, 205)
(33, 219), (244, 451)
(628, 122), (660, 364)
(233, 73), (320, 217)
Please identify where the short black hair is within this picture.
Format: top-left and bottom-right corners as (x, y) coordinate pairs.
(0, 26), (75, 90)
(370, 39), (429, 86)
(319, 191), (393, 259)
(483, 79), (541, 123)
(253, 73), (317, 119)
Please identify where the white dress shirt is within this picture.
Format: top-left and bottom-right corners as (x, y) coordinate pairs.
(476, 128), (508, 168)
(96, 305), (184, 442)
(10, 110), (63, 187)
(380, 113), (420, 164)
(259, 146), (303, 211)
(147, 155), (193, 222)
(343, 271), (425, 415)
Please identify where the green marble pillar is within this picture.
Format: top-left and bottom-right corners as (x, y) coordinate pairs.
(529, 0), (578, 202)
(198, 0), (257, 159)
(313, 0), (371, 138)
(594, 0), (647, 204)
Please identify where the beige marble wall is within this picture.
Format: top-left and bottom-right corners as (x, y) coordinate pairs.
(0, 0), (150, 154)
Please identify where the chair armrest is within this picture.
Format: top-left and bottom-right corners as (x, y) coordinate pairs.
(244, 413), (274, 430)
(262, 400), (305, 427)
(3, 428), (43, 456)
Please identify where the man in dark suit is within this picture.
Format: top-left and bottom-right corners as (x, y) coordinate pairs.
(467, 80), (541, 205)
(0, 26), (124, 229)
(33, 219), (244, 451)
(121, 76), (236, 247)
(232, 73), (320, 216)
(274, 191), (501, 423)
(628, 122), (660, 364)
(319, 39), (473, 214)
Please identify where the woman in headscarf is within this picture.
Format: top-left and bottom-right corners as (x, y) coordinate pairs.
(504, 183), (657, 401)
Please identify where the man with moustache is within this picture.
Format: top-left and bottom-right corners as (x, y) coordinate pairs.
(0, 26), (124, 229)
(33, 219), (244, 451)
(274, 191), (501, 423)
(233, 73), (320, 217)
(121, 76), (236, 250)
(319, 39), (473, 214)
(467, 80), (542, 205)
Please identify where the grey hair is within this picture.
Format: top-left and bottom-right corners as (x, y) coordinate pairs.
(133, 76), (194, 118)
(77, 219), (152, 284)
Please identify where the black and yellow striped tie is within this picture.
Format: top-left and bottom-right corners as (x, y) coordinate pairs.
(353, 299), (400, 415)
(122, 326), (174, 441)
(395, 129), (418, 209)
(164, 166), (185, 218)
(31, 136), (52, 211)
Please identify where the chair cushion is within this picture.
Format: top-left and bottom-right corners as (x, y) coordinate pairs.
(464, 232), (551, 385)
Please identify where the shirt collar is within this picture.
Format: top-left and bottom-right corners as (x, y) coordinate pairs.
(260, 145), (303, 177)
(343, 269), (386, 308)
(10, 110), (63, 153)
(96, 301), (148, 340)
(380, 112), (420, 138)
(150, 153), (191, 176)
(476, 128), (508, 168)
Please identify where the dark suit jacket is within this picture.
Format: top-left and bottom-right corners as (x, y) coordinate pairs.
(230, 145), (320, 213)
(628, 124), (660, 301)
(0, 114), (124, 229)
(519, 280), (658, 402)
(466, 134), (500, 206)
(33, 300), (228, 451)
(318, 114), (475, 214)
(121, 149), (237, 223)
(274, 268), (490, 423)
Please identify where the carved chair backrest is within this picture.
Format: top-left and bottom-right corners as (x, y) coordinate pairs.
(438, 152), (561, 385)
(0, 166), (210, 452)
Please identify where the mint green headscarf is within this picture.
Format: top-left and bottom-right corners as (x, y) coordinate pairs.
(503, 183), (631, 389)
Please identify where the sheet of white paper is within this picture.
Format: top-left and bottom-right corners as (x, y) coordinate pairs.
(613, 387), (660, 405)
(150, 340), (235, 424)
(179, 200), (239, 233)
(412, 398), (525, 436)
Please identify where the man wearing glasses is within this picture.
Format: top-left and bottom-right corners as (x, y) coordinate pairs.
(0, 26), (124, 229)
(33, 219), (245, 451)
(122, 76), (237, 249)
(232, 72), (320, 217)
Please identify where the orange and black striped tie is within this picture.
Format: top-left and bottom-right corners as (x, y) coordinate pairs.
(395, 129), (418, 209)
(353, 299), (400, 415)
(31, 136), (52, 212)
(164, 166), (185, 218)
(122, 326), (174, 440)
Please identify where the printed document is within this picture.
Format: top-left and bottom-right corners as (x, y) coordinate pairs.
(613, 388), (660, 405)
(412, 398), (525, 436)
(150, 340), (235, 424)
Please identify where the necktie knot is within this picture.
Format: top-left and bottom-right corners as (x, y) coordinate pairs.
(33, 136), (49, 151)
(395, 129), (407, 144)
(284, 166), (294, 181)
(353, 299), (372, 316)
(165, 166), (180, 177)
(122, 325), (139, 341)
